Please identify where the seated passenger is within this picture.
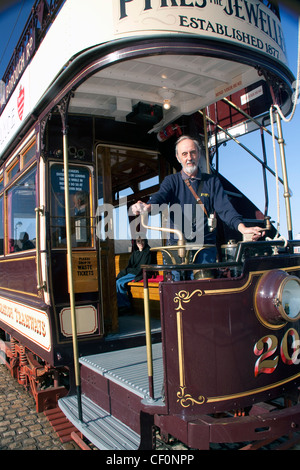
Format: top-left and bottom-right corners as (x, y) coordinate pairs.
(16, 232), (35, 251)
(116, 237), (151, 314)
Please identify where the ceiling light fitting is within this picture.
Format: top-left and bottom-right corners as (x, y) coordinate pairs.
(159, 89), (175, 110)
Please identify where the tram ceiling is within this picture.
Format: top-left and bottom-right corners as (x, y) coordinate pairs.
(68, 54), (260, 128)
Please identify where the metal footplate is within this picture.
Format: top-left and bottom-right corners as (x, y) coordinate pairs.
(59, 394), (140, 450)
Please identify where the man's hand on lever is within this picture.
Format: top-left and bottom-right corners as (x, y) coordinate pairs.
(131, 201), (151, 216)
(238, 223), (265, 241)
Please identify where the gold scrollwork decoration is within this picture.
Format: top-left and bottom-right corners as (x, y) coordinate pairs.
(174, 289), (205, 407)
(174, 289), (203, 310)
(177, 386), (206, 407)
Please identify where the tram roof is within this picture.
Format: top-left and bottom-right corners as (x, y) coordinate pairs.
(0, 0), (295, 159)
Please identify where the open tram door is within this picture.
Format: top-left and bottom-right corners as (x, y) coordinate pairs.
(96, 144), (118, 333)
(95, 143), (164, 333)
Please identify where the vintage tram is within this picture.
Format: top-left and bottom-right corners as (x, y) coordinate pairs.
(0, 0), (300, 450)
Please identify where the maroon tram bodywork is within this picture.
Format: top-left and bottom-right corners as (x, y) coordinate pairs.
(151, 250), (300, 448)
(161, 259), (300, 415)
(60, 244), (300, 450)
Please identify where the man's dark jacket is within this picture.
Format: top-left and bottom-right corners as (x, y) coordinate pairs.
(148, 170), (243, 244)
(117, 240), (152, 282)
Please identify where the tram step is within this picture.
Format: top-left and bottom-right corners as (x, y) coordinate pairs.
(44, 407), (82, 443)
(79, 342), (164, 400)
(58, 394), (140, 450)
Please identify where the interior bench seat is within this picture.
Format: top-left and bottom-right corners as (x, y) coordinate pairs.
(115, 250), (163, 315)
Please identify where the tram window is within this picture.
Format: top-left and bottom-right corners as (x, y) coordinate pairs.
(21, 142), (36, 167)
(50, 163), (92, 248)
(140, 176), (159, 190)
(6, 158), (20, 182)
(7, 166), (37, 253)
(0, 195), (3, 255)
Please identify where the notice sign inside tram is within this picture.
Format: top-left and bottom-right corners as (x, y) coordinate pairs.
(51, 164), (90, 194)
(71, 252), (98, 293)
(50, 163), (92, 248)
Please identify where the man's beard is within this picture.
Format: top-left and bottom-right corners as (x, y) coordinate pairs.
(184, 163), (198, 175)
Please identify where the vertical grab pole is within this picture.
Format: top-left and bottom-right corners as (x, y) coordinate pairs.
(259, 125), (269, 219)
(58, 94), (83, 422)
(275, 111), (293, 240)
(143, 269), (154, 399)
(35, 206), (46, 291)
(63, 125), (83, 421)
(201, 107), (211, 174)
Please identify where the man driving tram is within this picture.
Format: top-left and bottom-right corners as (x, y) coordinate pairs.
(131, 135), (264, 270)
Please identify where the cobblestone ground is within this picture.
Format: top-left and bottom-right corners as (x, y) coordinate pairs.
(0, 364), (79, 450)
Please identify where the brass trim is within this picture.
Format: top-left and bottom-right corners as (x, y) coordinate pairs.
(202, 265), (300, 296)
(0, 286), (38, 298)
(0, 256), (36, 263)
(206, 371), (300, 404)
(174, 289), (203, 311)
(35, 206), (46, 291)
(144, 286), (153, 379)
(176, 310), (185, 388)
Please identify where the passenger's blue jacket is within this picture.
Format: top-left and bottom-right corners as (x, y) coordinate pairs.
(148, 169), (243, 244)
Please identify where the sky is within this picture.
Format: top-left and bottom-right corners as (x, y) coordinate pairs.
(219, 4), (300, 240)
(0, 0), (299, 239)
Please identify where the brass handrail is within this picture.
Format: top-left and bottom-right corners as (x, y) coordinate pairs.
(140, 211), (187, 400)
(35, 206), (46, 291)
(141, 211), (186, 260)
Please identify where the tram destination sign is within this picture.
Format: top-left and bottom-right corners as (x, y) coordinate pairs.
(114, 0), (287, 65)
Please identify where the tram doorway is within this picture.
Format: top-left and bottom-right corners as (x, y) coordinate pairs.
(95, 144), (163, 333)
